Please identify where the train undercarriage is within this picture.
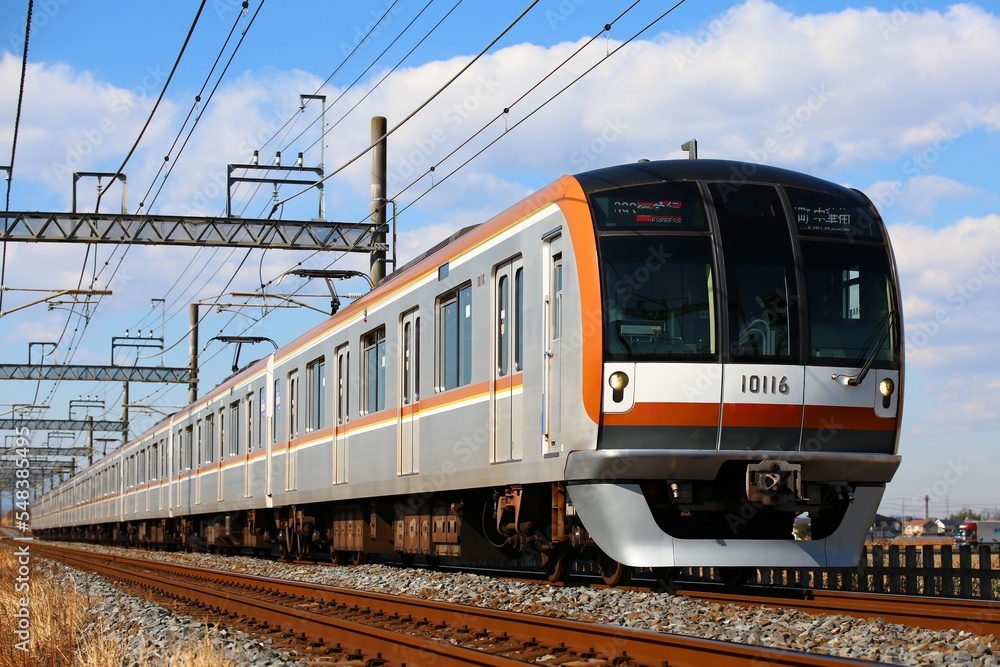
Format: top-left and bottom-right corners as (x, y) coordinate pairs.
(38, 467), (853, 588)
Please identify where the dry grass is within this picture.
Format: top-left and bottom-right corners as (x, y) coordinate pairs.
(1, 547), (245, 667)
(0, 546), (88, 667)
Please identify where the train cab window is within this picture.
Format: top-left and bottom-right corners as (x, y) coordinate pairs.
(801, 241), (896, 366)
(599, 235), (715, 361)
(788, 187), (897, 367)
(362, 328), (386, 413)
(436, 284), (472, 391)
(710, 183), (798, 362)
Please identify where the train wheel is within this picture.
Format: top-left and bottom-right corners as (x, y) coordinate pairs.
(653, 567), (682, 593)
(597, 552), (632, 587)
(349, 550), (367, 566)
(542, 549), (570, 583)
(330, 549), (342, 565)
(718, 567), (753, 588)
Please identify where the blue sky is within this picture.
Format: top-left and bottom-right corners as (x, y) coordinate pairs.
(1, 0), (998, 521)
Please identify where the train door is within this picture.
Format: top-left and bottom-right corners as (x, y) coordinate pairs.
(493, 257), (523, 462)
(711, 183), (804, 452)
(398, 310), (420, 475)
(543, 239), (563, 451)
(334, 344), (349, 484)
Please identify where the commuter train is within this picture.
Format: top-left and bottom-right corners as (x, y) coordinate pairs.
(32, 159), (903, 584)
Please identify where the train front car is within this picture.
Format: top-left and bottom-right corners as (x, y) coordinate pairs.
(564, 160), (902, 569)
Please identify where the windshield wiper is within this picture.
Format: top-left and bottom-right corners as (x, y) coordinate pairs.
(832, 310), (896, 387)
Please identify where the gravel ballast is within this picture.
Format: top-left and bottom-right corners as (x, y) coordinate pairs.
(44, 543), (999, 666)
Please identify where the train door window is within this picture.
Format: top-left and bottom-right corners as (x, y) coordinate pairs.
(218, 409), (225, 460)
(436, 283), (473, 391)
(362, 327), (386, 413)
(151, 443), (158, 480)
(272, 378), (280, 444)
(288, 371), (300, 440)
(204, 415), (214, 463)
(185, 425), (194, 469)
(245, 394), (254, 452)
(258, 387), (265, 448)
(230, 402), (241, 456)
(709, 183), (798, 362)
(552, 257), (563, 341)
(497, 275), (509, 377)
(398, 316), (421, 404)
(515, 268), (523, 371)
(195, 421), (202, 467)
(336, 345), (349, 424)
(307, 356), (326, 431)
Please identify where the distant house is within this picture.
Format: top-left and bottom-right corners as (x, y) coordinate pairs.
(904, 519), (942, 536)
(939, 519), (961, 536)
(870, 514), (901, 539)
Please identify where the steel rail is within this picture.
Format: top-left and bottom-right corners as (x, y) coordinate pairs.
(682, 586), (1000, 637)
(26, 542), (883, 667)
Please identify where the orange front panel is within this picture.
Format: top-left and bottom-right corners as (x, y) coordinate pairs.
(722, 403), (803, 429)
(603, 402), (720, 428)
(803, 405), (897, 432)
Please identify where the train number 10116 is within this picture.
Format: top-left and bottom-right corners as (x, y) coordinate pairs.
(740, 374), (790, 395)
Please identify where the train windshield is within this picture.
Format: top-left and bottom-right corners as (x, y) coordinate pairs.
(599, 234), (716, 362)
(789, 187), (897, 367)
(801, 241), (896, 366)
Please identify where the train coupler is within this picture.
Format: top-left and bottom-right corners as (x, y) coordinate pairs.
(746, 460), (805, 506)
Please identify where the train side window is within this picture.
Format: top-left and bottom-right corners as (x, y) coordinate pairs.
(186, 425), (194, 469)
(307, 356), (326, 431)
(436, 282), (473, 391)
(362, 328), (386, 413)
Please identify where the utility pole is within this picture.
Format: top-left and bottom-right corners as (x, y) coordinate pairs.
(370, 116), (387, 285)
(189, 303), (199, 402)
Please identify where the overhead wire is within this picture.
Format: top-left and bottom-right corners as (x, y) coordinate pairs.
(1, 0), (35, 315)
(267, 0), (540, 217)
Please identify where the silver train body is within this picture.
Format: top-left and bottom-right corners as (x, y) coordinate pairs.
(33, 160), (903, 573)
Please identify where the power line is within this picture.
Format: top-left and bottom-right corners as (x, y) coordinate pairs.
(268, 0), (541, 216)
(1, 0), (35, 315)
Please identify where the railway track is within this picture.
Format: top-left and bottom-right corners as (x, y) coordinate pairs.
(23, 540), (879, 667)
(670, 584), (1000, 638)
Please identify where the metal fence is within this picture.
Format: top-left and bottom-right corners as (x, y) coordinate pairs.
(757, 544), (999, 599)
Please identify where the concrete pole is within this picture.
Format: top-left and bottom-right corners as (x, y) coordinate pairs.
(189, 303), (199, 403)
(370, 116), (387, 285)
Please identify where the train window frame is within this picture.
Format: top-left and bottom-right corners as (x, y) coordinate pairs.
(361, 327), (386, 414)
(336, 344), (350, 425)
(306, 356), (326, 432)
(436, 282), (473, 392)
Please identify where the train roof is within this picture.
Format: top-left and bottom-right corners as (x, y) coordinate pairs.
(573, 159), (865, 201)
